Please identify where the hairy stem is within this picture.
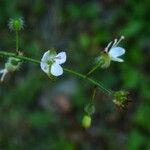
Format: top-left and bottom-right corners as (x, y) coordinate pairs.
(86, 61), (103, 77)
(64, 68), (112, 95)
(92, 88), (97, 102)
(0, 51), (112, 95)
(16, 31), (19, 52)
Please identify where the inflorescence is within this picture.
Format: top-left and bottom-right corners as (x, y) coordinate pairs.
(0, 18), (130, 129)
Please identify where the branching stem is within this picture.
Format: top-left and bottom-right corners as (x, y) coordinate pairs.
(0, 51), (112, 95)
(86, 61), (103, 77)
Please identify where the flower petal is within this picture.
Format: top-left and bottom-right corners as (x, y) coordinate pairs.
(51, 63), (63, 76)
(0, 69), (8, 82)
(109, 47), (125, 58)
(0, 69), (5, 74)
(40, 62), (49, 73)
(54, 52), (66, 64)
(41, 51), (51, 63)
(111, 57), (124, 62)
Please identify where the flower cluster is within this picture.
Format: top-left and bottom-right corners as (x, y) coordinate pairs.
(40, 36), (126, 78)
(0, 17), (130, 129)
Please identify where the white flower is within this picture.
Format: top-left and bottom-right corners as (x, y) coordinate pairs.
(0, 69), (8, 82)
(105, 36), (125, 62)
(40, 50), (67, 77)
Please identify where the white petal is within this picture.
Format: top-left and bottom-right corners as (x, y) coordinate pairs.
(41, 51), (51, 63)
(51, 63), (63, 76)
(111, 57), (124, 62)
(54, 52), (66, 64)
(0, 69), (8, 82)
(109, 47), (125, 58)
(0, 69), (5, 74)
(40, 62), (49, 73)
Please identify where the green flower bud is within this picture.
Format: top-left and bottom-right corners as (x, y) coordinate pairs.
(84, 103), (95, 115)
(113, 90), (130, 108)
(8, 18), (24, 31)
(82, 115), (91, 129)
(5, 57), (21, 72)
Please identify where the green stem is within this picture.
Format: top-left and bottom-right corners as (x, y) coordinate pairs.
(0, 51), (112, 95)
(0, 51), (40, 63)
(86, 61), (103, 77)
(63, 68), (112, 95)
(91, 88), (97, 102)
(16, 30), (19, 53)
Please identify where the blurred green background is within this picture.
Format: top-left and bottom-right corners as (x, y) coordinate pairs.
(0, 0), (150, 149)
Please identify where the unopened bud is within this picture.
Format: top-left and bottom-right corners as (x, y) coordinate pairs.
(82, 115), (91, 129)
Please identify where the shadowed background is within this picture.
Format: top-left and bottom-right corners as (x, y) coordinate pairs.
(0, 0), (150, 149)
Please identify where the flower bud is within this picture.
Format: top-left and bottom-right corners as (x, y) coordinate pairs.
(82, 115), (91, 129)
(113, 90), (129, 108)
(8, 18), (24, 31)
(84, 103), (95, 115)
(97, 52), (111, 68)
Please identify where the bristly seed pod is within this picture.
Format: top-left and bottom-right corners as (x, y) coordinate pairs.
(113, 90), (130, 109)
(8, 18), (24, 31)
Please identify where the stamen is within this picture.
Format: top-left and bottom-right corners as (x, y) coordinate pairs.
(112, 39), (118, 47)
(114, 35), (125, 47)
(105, 41), (112, 52)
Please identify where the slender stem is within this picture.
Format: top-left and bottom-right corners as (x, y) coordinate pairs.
(0, 51), (40, 63)
(0, 51), (112, 95)
(86, 60), (104, 77)
(16, 30), (19, 53)
(64, 68), (112, 95)
(91, 88), (97, 102)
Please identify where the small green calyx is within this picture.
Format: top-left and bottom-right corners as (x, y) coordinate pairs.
(97, 52), (111, 68)
(46, 49), (57, 64)
(84, 103), (95, 115)
(49, 48), (57, 57)
(5, 57), (21, 72)
(46, 49), (56, 65)
(82, 115), (92, 129)
(8, 18), (24, 31)
(113, 90), (130, 108)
